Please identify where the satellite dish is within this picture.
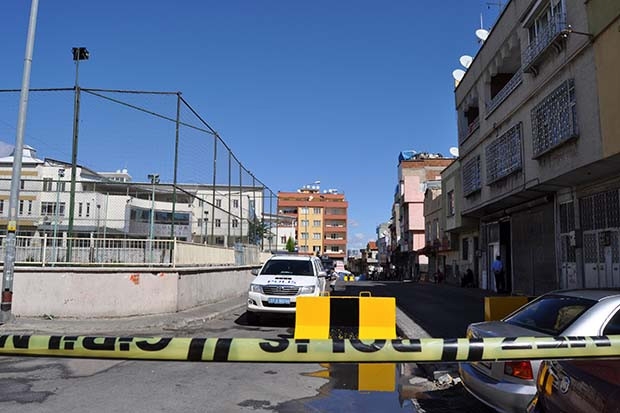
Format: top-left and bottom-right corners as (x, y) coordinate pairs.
(452, 69), (466, 82)
(449, 147), (459, 157)
(476, 29), (489, 42)
(459, 55), (473, 69)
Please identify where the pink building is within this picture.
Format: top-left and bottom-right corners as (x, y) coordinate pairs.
(389, 151), (453, 279)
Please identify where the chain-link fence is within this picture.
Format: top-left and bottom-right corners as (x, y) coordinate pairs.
(0, 87), (282, 263)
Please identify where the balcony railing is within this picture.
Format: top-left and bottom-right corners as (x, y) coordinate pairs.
(523, 13), (567, 72)
(485, 70), (523, 117)
(459, 116), (480, 143)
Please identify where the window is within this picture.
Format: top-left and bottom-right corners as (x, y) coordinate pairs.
(20, 180), (25, 190)
(504, 295), (594, 335)
(27, 200), (32, 216)
(86, 203), (91, 218)
(300, 245), (309, 252)
(259, 258), (314, 276)
(313, 208), (321, 214)
(486, 123), (523, 183)
(78, 202), (83, 217)
(313, 233), (321, 240)
(531, 79), (577, 158)
(215, 219), (221, 228)
(215, 199), (222, 208)
(43, 178), (53, 192)
(232, 219), (238, 228)
(330, 233), (338, 240)
(280, 236), (287, 244)
(19, 200), (24, 215)
(462, 156), (482, 196)
(301, 220), (308, 227)
(462, 237), (469, 261)
(41, 202), (65, 216)
(0, 199), (4, 215)
(313, 220), (321, 227)
(603, 310), (620, 335)
(233, 199), (239, 208)
(215, 236), (225, 245)
(57, 181), (66, 192)
(447, 191), (455, 216)
(330, 246), (339, 252)
(301, 232), (308, 240)
(300, 207), (308, 214)
(524, 0), (566, 69)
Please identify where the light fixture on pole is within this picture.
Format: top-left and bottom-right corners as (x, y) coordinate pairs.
(52, 167), (65, 263)
(66, 46), (90, 263)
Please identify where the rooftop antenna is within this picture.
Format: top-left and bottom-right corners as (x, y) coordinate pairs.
(476, 13), (489, 43)
(486, 1), (503, 10)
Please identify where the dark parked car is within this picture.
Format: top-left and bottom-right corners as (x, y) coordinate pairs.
(527, 359), (620, 413)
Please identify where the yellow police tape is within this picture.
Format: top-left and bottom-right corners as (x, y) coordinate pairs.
(1, 334), (620, 362)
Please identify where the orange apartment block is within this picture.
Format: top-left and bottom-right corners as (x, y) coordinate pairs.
(277, 187), (347, 259)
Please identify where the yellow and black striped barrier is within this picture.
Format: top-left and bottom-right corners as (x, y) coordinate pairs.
(294, 293), (396, 340)
(1, 334), (620, 363)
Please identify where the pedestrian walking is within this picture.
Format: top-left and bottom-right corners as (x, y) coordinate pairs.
(492, 255), (505, 293)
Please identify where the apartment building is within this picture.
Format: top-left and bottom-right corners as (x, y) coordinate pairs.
(455, 0), (620, 295)
(440, 159), (480, 285)
(389, 151), (453, 279)
(277, 185), (347, 259)
(0, 146), (264, 246)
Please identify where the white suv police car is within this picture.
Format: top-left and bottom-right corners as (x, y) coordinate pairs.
(246, 254), (328, 324)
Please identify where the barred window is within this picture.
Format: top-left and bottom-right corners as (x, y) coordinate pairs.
(531, 79), (578, 157)
(486, 123), (522, 184)
(580, 190), (620, 231)
(462, 156), (481, 197)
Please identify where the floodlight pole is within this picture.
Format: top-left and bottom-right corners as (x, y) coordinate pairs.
(1, 0), (40, 324)
(66, 46), (89, 262)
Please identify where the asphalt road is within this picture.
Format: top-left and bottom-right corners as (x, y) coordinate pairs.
(0, 281), (496, 413)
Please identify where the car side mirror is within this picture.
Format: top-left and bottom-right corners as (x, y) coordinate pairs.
(251, 268), (259, 276)
(318, 271), (327, 278)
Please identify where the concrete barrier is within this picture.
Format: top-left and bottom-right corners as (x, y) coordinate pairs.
(10, 266), (256, 318)
(484, 296), (530, 321)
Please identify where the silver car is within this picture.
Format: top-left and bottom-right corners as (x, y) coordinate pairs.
(459, 289), (620, 413)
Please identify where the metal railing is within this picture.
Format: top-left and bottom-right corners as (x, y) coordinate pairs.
(523, 13), (567, 71)
(0, 235), (175, 267)
(485, 70), (523, 117)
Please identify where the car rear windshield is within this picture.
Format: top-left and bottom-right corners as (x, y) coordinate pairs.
(260, 260), (314, 276)
(504, 295), (596, 335)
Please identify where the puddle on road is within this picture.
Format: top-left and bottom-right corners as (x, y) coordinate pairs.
(273, 363), (492, 413)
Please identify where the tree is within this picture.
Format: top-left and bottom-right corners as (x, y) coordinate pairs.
(285, 236), (295, 252)
(248, 218), (268, 245)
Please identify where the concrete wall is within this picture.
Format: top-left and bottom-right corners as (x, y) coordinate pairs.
(11, 266), (256, 318)
(175, 242), (236, 265)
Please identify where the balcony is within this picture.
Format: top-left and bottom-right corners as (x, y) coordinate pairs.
(459, 116), (480, 143)
(485, 70), (523, 117)
(523, 13), (567, 73)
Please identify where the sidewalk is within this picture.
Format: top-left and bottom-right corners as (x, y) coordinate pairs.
(0, 294), (248, 336)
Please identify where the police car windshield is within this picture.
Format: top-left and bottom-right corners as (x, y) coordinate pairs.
(260, 260), (314, 276)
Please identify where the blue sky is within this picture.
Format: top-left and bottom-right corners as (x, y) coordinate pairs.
(0, 1), (501, 249)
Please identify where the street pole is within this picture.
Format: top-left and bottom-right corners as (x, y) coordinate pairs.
(1, 0), (39, 324)
(148, 173), (159, 264)
(66, 46), (89, 262)
(52, 168), (65, 263)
